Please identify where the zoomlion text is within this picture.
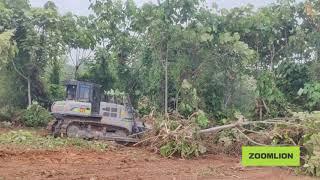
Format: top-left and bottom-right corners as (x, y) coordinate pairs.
(242, 146), (300, 166)
(248, 153), (293, 159)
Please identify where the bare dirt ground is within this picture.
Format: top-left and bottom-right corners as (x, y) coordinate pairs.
(0, 145), (315, 180)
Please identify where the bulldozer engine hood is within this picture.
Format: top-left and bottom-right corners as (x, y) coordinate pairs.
(51, 101), (92, 116)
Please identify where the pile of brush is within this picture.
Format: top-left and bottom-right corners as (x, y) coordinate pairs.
(135, 113), (206, 158)
(135, 112), (305, 158)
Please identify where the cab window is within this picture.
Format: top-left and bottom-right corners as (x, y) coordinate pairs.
(79, 84), (91, 102)
(66, 85), (77, 100)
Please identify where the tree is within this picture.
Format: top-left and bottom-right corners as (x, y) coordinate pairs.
(1, 0), (320, 120)
(0, 30), (16, 65)
(0, 0), (66, 107)
(61, 14), (95, 79)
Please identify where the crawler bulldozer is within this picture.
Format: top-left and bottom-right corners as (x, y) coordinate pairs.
(47, 80), (147, 143)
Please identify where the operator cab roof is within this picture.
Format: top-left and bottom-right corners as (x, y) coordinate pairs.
(64, 80), (102, 88)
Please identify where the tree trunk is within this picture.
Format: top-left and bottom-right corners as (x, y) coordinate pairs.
(199, 119), (301, 134)
(11, 58), (31, 108)
(164, 42), (169, 117)
(175, 88), (181, 113)
(317, 48), (320, 62)
(270, 44), (275, 71)
(27, 78), (31, 107)
(75, 66), (79, 80)
(164, 54), (168, 116)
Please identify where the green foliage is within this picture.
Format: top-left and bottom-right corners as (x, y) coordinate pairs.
(49, 61), (61, 84)
(0, 130), (108, 151)
(137, 96), (153, 116)
(1, 0), (320, 128)
(256, 72), (288, 117)
(22, 102), (52, 127)
(309, 61), (320, 81)
(233, 75), (257, 117)
(276, 61), (310, 104)
(81, 48), (114, 91)
(216, 129), (240, 147)
(299, 112), (320, 135)
(0, 0), (68, 108)
(160, 140), (203, 158)
(149, 116), (206, 158)
(0, 68), (27, 108)
(105, 89), (126, 98)
(0, 105), (17, 121)
(303, 133), (320, 176)
(271, 125), (303, 145)
(298, 82), (320, 111)
(291, 112), (320, 176)
(178, 80), (199, 117)
(48, 84), (65, 102)
(0, 30), (16, 64)
(194, 110), (209, 128)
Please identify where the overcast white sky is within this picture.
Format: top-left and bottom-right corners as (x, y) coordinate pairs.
(29, 0), (275, 15)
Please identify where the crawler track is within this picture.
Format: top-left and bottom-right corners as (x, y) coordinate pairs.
(47, 116), (139, 143)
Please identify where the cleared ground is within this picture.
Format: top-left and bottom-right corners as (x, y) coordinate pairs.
(0, 145), (314, 180)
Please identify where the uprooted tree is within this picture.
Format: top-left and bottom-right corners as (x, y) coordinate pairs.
(135, 111), (320, 176)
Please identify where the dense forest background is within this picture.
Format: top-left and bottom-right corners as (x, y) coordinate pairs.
(1, 0), (320, 125)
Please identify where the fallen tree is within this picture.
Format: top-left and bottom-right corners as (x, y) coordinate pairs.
(137, 112), (320, 176)
(137, 114), (302, 156)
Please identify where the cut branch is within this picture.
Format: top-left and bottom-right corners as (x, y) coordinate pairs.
(199, 119), (303, 134)
(262, 99), (270, 113)
(235, 127), (269, 146)
(235, 127), (295, 146)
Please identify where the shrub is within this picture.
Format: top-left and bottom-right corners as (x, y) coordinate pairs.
(137, 96), (153, 116)
(22, 102), (52, 127)
(296, 112), (320, 176)
(298, 82), (320, 111)
(0, 105), (17, 121)
(160, 140), (205, 158)
(178, 80), (200, 117)
(303, 133), (320, 176)
(48, 84), (65, 102)
(194, 110), (209, 128)
(256, 72), (289, 117)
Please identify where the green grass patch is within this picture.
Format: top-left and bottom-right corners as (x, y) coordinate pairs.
(0, 130), (108, 151)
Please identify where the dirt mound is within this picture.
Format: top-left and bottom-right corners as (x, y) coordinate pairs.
(0, 145), (313, 180)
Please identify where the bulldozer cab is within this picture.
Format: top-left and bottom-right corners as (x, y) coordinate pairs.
(65, 80), (101, 114)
